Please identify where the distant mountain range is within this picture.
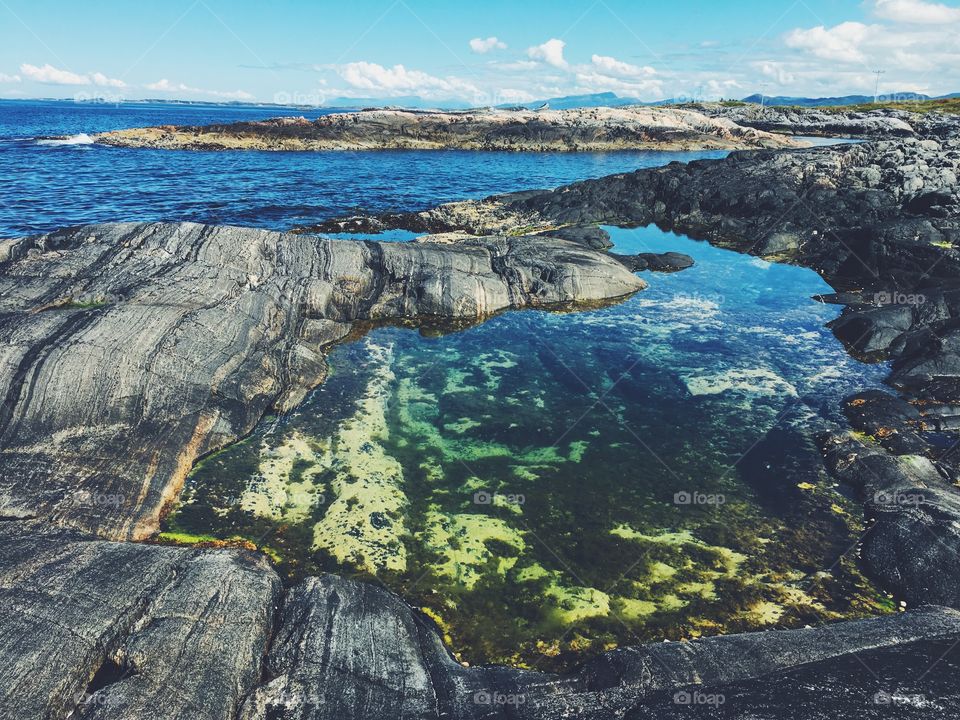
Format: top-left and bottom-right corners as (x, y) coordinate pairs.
(10, 90), (960, 113)
(740, 92), (960, 107)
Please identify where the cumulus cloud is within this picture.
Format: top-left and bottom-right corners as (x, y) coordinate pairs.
(871, 0), (960, 24)
(145, 78), (253, 100)
(20, 63), (126, 87)
(784, 22), (873, 63)
(590, 55), (656, 78)
(754, 60), (796, 85)
(337, 61), (478, 99)
(91, 72), (126, 88)
(469, 36), (506, 54)
(0, 73), (21, 83)
(527, 39), (567, 68)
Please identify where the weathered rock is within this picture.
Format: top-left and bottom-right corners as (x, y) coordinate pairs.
(843, 390), (928, 455)
(237, 573), (960, 720)
(0, 222), (644, 540)
(821, 432), (960, 607)
(689, 102), (960, 139)
(91, 106), (805, 152)
(0, 522), (280, 720)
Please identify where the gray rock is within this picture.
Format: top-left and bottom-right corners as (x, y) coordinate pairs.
(0, 522), (280, 720)
(90, 107), (803, 152)
(0, 222), (644, 540)
(238, 573), (960, 720)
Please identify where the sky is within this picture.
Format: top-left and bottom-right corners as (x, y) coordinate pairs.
(1, 0), (959, 105)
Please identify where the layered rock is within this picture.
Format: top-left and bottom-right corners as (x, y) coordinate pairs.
(90, 106), (804, 152)
(0, 222), (644, 540)
(0, 521), (279, 720)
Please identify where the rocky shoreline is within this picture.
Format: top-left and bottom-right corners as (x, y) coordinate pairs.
(90, 106), (804, 152)
(4, 115), (960, 718)
(690, 101), (960, 139)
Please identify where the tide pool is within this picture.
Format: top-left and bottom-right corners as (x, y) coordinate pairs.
(168, 224), (892, 670)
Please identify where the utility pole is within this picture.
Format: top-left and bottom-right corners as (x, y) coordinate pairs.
(873, 69), (885, 103)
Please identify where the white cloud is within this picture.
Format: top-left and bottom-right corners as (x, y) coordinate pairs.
(145, 78), (254, 100)
(19, 63), (126, 87)
(469, 36), (506, 53)
(590, 55), (656, 78)
(872, 0), (960, 24)
(0, 73), (21, 83)
(20, 63), (90, 85)
(91, 72), (126, 88)
(337, 61), (478, 99)
(754, 60), (796, 85)
(784, 22), (872, 63)
(527, 38), (567, 68)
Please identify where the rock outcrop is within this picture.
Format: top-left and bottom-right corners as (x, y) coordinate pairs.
(6, 135), (960, 718)
(0, 222), (643, 540)
(690, 102), (960, 139)
(90, 106), (805, 152)
(0, 521), (279, 720)
(4, 526), (958, 720)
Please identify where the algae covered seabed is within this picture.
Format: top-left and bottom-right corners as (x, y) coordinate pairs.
(165, 226), (894, 671)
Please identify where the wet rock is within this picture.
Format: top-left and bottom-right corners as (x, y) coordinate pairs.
(843, 390), (928, 455)
(821, 432), (960, 606)
(613, 251), (695, 272)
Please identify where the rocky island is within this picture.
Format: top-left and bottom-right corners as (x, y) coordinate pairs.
(90, 106), (804, 152)
(4, 111), (960, 719)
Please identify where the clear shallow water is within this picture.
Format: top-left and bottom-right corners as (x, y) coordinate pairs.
(0, 99), (726, 237)
(170, 225), (892, 670)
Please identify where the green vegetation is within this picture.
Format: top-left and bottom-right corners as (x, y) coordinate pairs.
(817, 97), (960, 115)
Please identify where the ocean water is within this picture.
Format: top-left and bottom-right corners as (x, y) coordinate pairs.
(6, 100), (891, 671)
(0, 99), (727, 237)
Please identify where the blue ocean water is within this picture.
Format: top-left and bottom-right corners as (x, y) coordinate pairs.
(0, 99), (728, 237)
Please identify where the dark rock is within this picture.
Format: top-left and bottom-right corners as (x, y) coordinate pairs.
(238, 573), (960, 720)
(821, 432), (960, 607)
(843, 390), (928, 455)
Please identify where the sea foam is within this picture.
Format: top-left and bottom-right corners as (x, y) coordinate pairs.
(37, 133), (95, 146)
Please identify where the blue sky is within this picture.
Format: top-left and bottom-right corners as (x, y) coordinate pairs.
(1, 0), (959, 104)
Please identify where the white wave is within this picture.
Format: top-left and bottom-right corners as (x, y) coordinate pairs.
(36, 133), (95, 146)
